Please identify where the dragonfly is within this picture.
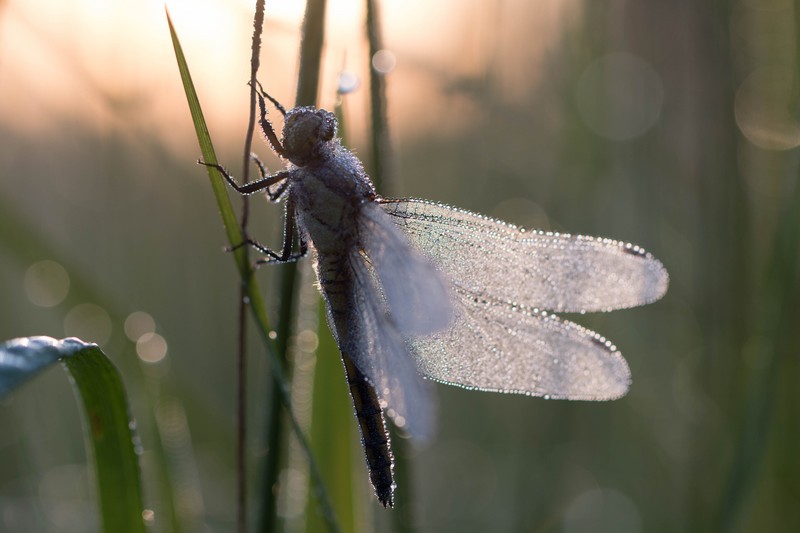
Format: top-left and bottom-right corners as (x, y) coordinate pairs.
(201, 85), (669, 508)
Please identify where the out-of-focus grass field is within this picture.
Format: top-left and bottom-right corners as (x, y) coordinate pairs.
(1, 0), (798, 531)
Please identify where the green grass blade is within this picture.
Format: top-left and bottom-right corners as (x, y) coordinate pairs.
(716, 164), (800, 531)
(306, 304), (359, 533)
(166, 10), (341, 531)
(166, 8), (275, 362)
(165, 9), (245, 266)
(0, 198), (188, 531)
(0, 336), (146, 533)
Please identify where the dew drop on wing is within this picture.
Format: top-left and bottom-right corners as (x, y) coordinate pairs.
(377, 198), (669, 314)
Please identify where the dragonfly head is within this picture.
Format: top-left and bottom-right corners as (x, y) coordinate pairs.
(281, 106), (338, 166)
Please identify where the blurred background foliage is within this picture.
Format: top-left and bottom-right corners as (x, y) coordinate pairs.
(1, 0), (798, 532)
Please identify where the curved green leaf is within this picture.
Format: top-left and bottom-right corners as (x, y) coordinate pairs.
(0, 336), (146, 533)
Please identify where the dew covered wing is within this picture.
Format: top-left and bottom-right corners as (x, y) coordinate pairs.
(378, 198), (668, 314)
(377, 197), (669, 399)
(410, 288), (632, 400)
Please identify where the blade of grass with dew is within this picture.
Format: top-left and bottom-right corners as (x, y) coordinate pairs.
(0, 196), (189, 531)
(166, 10), (341, 532)
(165, 10), (247, 269)
(0, 336), (146, 533)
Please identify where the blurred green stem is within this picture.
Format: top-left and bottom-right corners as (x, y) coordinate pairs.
(716, 160), (800, 531)
(258, 1), (330, 532)
(366, 0), (390, 190)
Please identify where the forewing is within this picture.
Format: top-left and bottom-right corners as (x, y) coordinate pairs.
(379, 198), (668, 313)
(411, 286), (631, 400)
(359, 202), (453, 336)
(336, 248), (436, 439)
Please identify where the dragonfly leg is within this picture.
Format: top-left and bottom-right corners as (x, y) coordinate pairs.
(251, 79), (287, 116)
(198, 160), (291, 196)
(250, 195), (307, 265)
(249, 153), (290, 201)
(250, 81), (287, 158)
(199, 159), (301, 263)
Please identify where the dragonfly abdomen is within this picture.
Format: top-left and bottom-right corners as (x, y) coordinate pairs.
(341, 352), (395, 507)
(315, 251), (396, 507)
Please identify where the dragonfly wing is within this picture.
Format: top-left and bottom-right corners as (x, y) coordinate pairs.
(337, 245), (437, 439)
(378, 198), (668, 313)
(411, 286), (631, 400)
(359, 202), (453, 336)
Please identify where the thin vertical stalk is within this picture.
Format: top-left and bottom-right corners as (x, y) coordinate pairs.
(295, 0), (327, 107)
(243, 2), (266, 183)
(237, 4), (265, 532)
(365, 2), (415, 529)
(366, 0), (390, 191)
(236, 280), (249, 533)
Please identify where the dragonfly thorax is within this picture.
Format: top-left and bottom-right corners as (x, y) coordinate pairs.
(281, 106), (337, 167)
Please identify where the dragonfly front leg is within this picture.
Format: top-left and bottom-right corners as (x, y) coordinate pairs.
(198, 159), (291, 196)
(198, 160), (304, 264)
(246, 80), (287, 158)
